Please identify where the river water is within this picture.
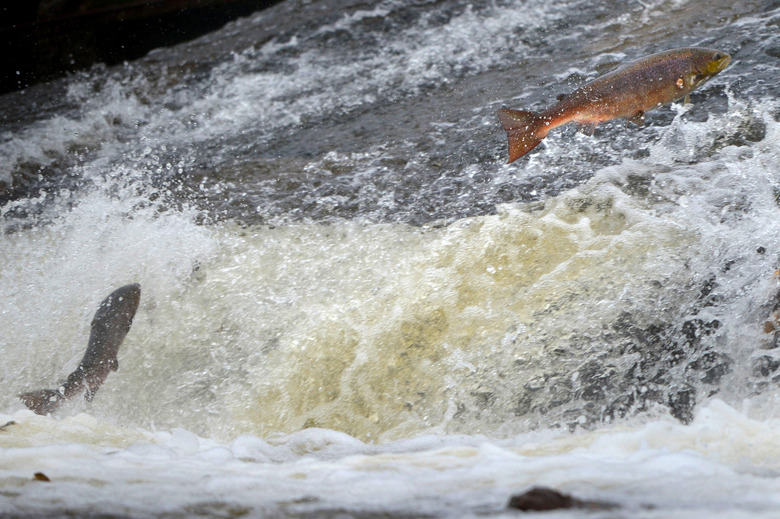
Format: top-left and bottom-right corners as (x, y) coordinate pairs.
(2, 0), (780, 516)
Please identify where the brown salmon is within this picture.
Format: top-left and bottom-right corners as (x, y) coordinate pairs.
(498, 47), (731, 163)
(20, 283), (141, 415)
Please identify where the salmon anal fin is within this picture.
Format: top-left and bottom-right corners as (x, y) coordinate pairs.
(577, 122), (598, 136)
(85, 385), (99, 402)
(496, 108), (544, 163)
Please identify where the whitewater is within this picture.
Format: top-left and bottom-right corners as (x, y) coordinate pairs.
(2, 0), (780, 516)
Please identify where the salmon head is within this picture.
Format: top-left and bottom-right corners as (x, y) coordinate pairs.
(685, 48), (731, 90)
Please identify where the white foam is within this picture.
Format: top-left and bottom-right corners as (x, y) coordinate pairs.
(0, 0), (569, 177)
(2, 1), (780, 517)
(2, 400), (780, 517)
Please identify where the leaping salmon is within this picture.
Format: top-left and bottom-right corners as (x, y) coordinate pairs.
(497, 47), (731, 163)
(19, 283), (141, 415)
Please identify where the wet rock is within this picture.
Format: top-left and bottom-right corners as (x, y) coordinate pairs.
(764, 332), (780, 350)
(767, 46), (780, 59)
(33, 472), (50, 482)
(680, 318), (721, 349)
(508, 487), (573, 511)
(507, 486), (617, 512)
(604, 393), (635, 421)
(686, 351), (732, 385)
(668, 386), (696, 424)
(712, 113), (767, 148)
(752, 355), (780, 377)
(512, 391), (534, 416)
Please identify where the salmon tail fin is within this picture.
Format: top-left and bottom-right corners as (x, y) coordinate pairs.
(19, 389), (64, 415)
(497, 108), (545, 163)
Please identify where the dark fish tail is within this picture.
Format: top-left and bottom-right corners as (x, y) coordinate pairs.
(497, 109), (545, 163)
(19, 389), (65, 416)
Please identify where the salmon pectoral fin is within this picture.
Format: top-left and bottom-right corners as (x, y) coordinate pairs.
(577, 122), (598, 136)
(627, 111), (645, 126)
(497, 109), (545, 163)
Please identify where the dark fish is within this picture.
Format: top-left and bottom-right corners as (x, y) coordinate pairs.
(498, 47), (731, 162)
(19, 283), (141, 415)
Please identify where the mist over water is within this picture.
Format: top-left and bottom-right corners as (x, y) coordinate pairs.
(2, 0), (780, 517)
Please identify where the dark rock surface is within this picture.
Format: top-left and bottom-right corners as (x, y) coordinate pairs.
(1, 0), (278, 94)
(508, 486), (618, 512)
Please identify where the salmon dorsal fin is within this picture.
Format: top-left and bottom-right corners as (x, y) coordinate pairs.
(594, 60), (623, 75)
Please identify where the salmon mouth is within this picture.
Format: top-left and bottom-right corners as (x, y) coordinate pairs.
(710, 53), (731, 75)
(695, 52), (730, 87)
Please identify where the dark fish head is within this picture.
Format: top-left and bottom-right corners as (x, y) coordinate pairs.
(688, 48), (731, 89)
(111, 283), (142, 323)
(114, 283), (141, 307)
(92, 283), (141, 331)
(82, 283), (141, 368)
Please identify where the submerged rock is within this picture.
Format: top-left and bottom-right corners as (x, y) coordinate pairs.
(33, 472), (50, 482)
(507, 486), (617, 512)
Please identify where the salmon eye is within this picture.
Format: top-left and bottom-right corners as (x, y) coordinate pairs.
(714, 52), (724, 60)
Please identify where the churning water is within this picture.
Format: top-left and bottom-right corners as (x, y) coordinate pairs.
(2, 0), (780, 516)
